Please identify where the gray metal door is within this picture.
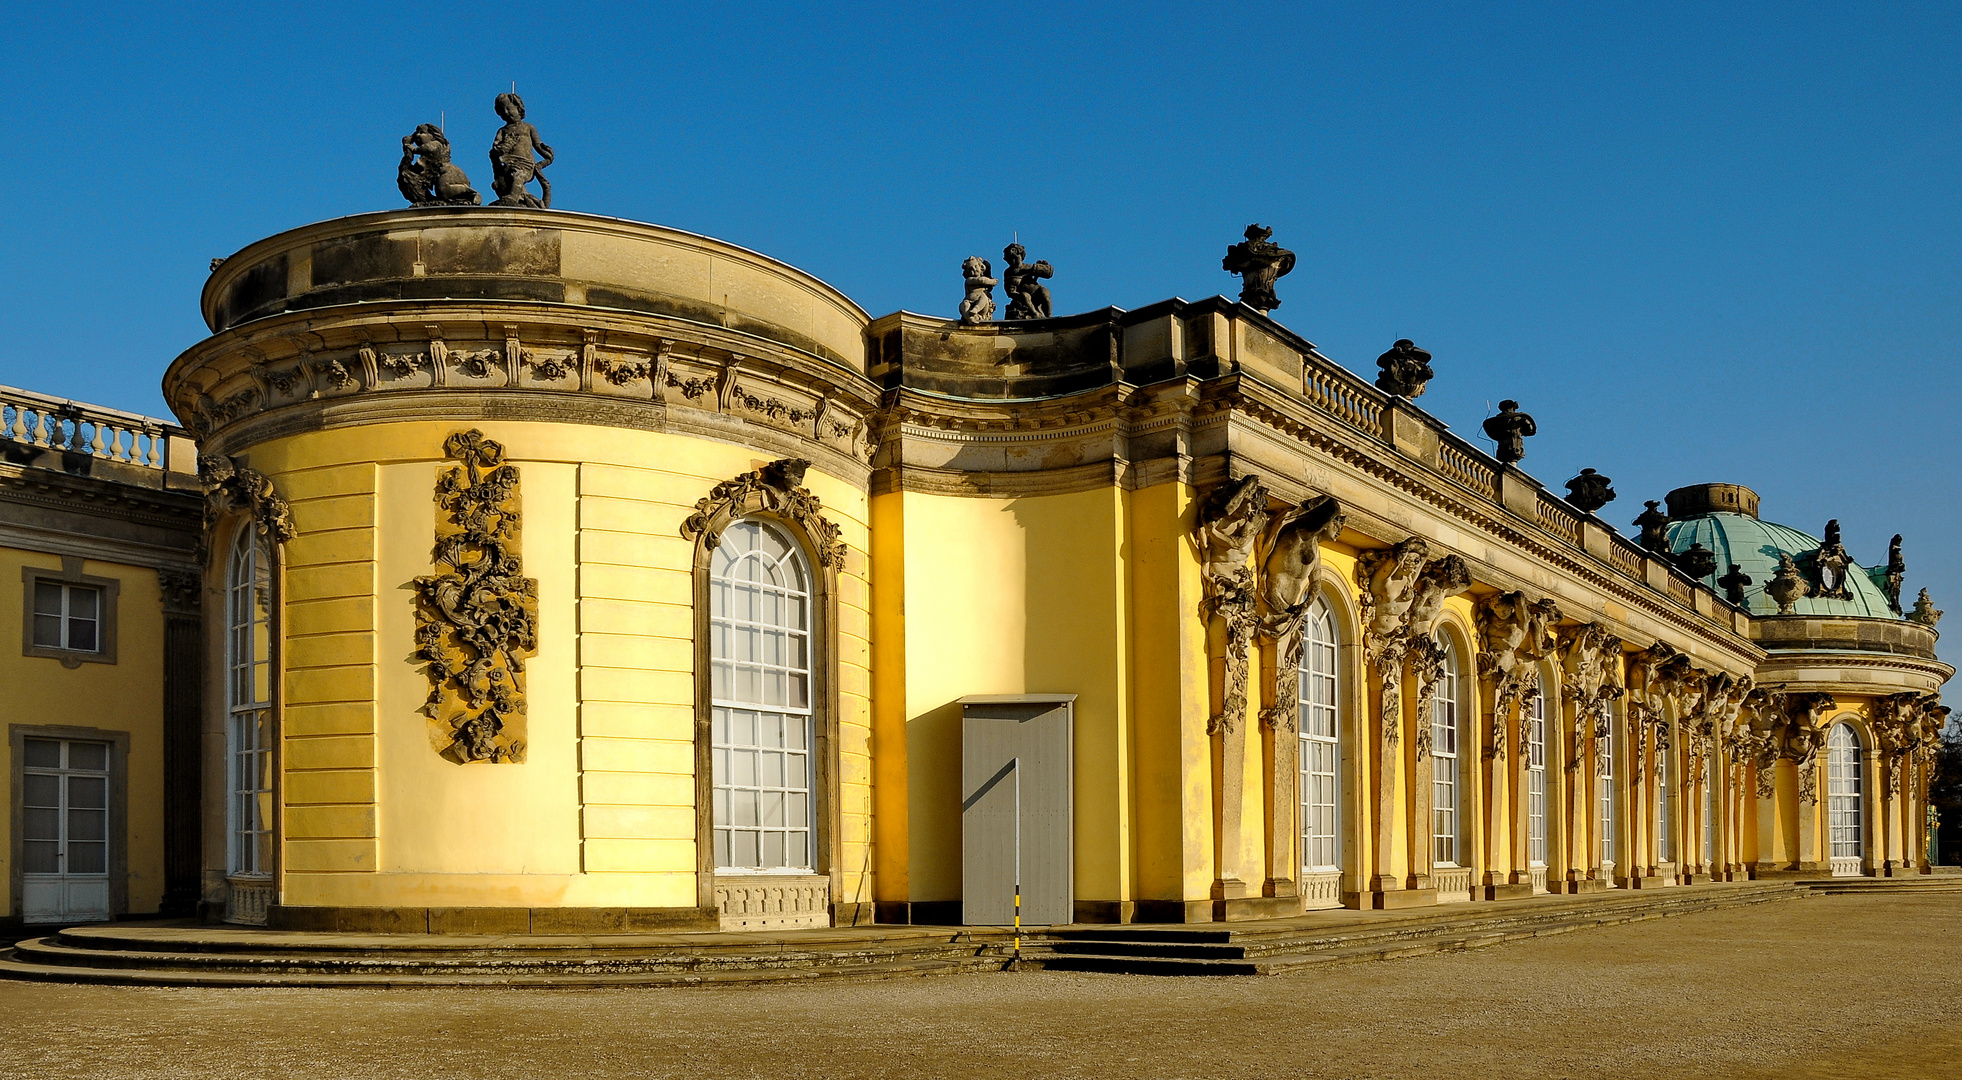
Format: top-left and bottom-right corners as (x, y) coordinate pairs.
(961, 696), (1073, 926)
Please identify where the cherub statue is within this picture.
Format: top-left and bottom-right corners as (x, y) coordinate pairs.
(1002, 244), (1053, 320)
(488, 93), (554, 208)
(397, 124), (481, 206)
(1481, 400), (1536, 464)
(1221, 224), (1296, 312)
(959, 256), (997, 324)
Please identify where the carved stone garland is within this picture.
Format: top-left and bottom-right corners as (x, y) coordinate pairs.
(411, 430), (539, 764)
(680, 457), (847, 568)
(197, 454), (296, 562)
(1256, 495), (1346, 734)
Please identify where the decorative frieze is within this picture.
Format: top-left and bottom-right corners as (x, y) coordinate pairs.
(410, 430), (539, 764)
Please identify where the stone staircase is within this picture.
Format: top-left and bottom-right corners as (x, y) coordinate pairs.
(0, 923), (1020, 988)
(1018, 882), (1812, 976)
(5, 877), (1952, 986)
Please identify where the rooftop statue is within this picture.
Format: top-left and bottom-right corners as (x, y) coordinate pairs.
(1375, 339), (1434, 398)
(1882, 534), (1906, 610)
(1481, 399), (1536, 464)
(1674, 541), (1718, 580)
(958, 256), (997, 325)
(1812, 519), (1852, 600)
(1001, 244), (1053, 320)
(1222, 224), (1295, 312)
(1909, 588), (1943, 627)
(398, 125), (481, 207)
(1563, 468), (1616, 513)
(489, 93), (554, 209)
(1767, 553), (1811, 614)
(1718, 564), (1753, 607)
(1633, 500), (1670, 553)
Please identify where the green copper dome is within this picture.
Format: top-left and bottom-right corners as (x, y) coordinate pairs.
(1665, 506), (1899, 619)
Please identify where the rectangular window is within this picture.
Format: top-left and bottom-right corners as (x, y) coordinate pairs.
(22, 561), (118, 664)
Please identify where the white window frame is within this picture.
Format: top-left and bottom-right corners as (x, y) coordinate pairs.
(19, 559), (120, 667)
(1827, 722), (1863, 867)
(226, 526), (273, 879)
(1656, 740), (1673, 864)
(1598, 705), (1616, 872)
(1527, 687), (1547, 867)
(1702, 751), (1716, 866)
(1298, 600), (1340, 873)
(710, 520), (817, 874)
(1432, 635), (1462, 867)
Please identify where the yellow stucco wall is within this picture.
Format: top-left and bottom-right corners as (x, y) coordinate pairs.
(238, 422), (871, 910)
(0, 546), (169, 918)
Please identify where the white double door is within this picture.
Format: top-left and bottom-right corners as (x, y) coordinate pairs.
(20, 737), (112, 924)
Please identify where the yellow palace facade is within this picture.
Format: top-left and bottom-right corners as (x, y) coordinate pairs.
(0, 206), (1949, 934)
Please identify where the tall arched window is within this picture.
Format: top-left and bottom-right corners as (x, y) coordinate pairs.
(1702, 754), (1716, 866)
(1299, 599), (1340, 873)
(1431, 635), (1462, 867)
(1598, 706), (1616, 875)
(710, 520), (815, 872)
(1526, 688), (1546, 867)
(1827, 722), (1864, 876)
(1655, 743), (1673, 864)
(226, 526), (273, 879)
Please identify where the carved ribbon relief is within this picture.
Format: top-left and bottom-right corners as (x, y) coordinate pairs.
(411, 430), (539, 764)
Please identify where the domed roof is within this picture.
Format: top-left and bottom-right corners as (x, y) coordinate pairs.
(1666, 511), (1899, 619)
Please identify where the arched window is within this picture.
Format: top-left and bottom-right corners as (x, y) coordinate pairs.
(1827, 722), (1864, 876)
(710, 520), (814, 872)
(1702, 753), (1716, 866)
(1598, 706), (1616, 874)
(226, 526), (273, 879)
(1299, 599), (1340, 873)
(1526, 688), (1546, 866)
(1431, 635), (1462, 867)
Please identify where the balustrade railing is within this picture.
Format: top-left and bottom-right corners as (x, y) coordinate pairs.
(1536, 494), (1584, 547)
(1, 384), (187, 473)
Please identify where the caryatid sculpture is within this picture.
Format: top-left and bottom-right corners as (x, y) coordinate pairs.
(397, 125), (481, 206)
(959, 256), (998, 325)
(1481, 400), (1536, 464)
(1001, 244), (1054, 320)
(1257, 494), (1347, 732)
(1476, 590), (1563, 757)
(489, 93), (554, 208)
(1195, 475), (1272, 736)
(1222, 224), (1296, 313)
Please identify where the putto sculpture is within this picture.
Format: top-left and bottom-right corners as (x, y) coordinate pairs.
(397, 124), (481, 206)
(1633, 500), (1671, 553)
(1563, 468), (1616, 513)
(489, 93), (554, 208)
(1222, 224), (1295, 312)
(959, 256), (997, 325)
(1001, 244), (1054, 320)
(1481, 400), (1536, 464)
(1374, 339), (1434, 398)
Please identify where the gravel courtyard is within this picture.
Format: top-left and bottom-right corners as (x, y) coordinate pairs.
(3, 892), (1957, 1080)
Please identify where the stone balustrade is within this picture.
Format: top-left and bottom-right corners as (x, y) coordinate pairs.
(0, 384), (194, 475)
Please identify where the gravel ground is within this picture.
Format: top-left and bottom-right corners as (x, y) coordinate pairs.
(3, 893), (1958, 1080)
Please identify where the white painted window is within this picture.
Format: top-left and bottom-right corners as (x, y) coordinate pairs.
(1432, 635), (1462, 867)
(1656, 743), (1673, 863)
(31, 581), (101, 652)
(711, 520), (815, 872)
(1527, 688), (1546, 866)
(1598, 706), (1616, 870)
(1299, 600), (1340, 872)
(1828, 722), (1863, 870)
(1702, 753), (1715, 865)
(20, 738), (112, 923)
(226, 527), (273, 878)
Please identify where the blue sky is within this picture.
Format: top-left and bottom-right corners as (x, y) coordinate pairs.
(3, 2), (1957, 658)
